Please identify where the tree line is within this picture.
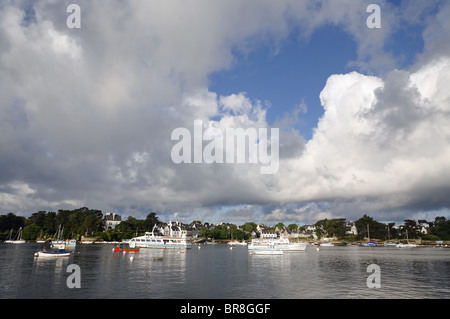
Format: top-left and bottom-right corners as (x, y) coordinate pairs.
(0, 208), (161, 242)
(2, 208), (450, 242)
(312, 214), (450, 241)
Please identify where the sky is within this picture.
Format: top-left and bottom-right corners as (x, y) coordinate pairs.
(1, 0), (450, 226)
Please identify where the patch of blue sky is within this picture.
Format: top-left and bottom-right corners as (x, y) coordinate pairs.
(209, 25), (357, 141)
(21, 2), (36, 26)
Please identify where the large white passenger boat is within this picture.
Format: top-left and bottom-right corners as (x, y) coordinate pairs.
(248, 236), (307, 251)
(128, 227), (191, 249)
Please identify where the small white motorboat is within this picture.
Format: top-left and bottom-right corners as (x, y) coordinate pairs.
(35, 250), (73, 257)
(396, 243), (418, 248)
(34, 245), (73, 258)
(251, 247), (284, 255)
(228, 240), (248, 246)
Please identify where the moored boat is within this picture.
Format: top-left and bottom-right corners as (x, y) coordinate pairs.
(384, 242), (397, 247)
(128, 226), (191, 249)
(34, 250), (72, 257)
(319, 242), (334, 247)
(4, 228), (26, 244)
(396, 243), (418, 248)
(34, 245), (73, 258)
(114, 246), (140, 253)
(248, 236), (307, 251)
(50, 226), (76, 248)
(251, 247), (284, 255)
(396, 230), (418, 248)
(228, 240), (247, 246)
(363, 242), (378, 247)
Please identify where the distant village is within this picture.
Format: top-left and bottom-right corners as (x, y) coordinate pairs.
(104, 212), (438, 243)
(2, 208), (447, 244)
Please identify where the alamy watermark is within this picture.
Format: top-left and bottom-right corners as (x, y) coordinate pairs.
(367, 4), (381, 29)
(171, 120), (279, 174)
(367, 264), (381, 289)
(66, 4), (81, 29)
(65, 3), (380, 30)
(66, 264), (81, 288)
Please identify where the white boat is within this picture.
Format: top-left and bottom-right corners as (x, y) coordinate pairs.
(251, 247), (284, 255)
(4, 228), (26, 244)
(396, 243), (418, 248)
(228, 240), (248, 246)
(34, 244), (73, 257)
(66, 239), (77, 247)
(319, 242), (334, 247)
(36, 230), (46, 243)
(50, 225), (76, 248)
(248, 236), (307, 251)
(34, 249), (72, 258)
(283, 242), (308, 251)
(396, 230), (418, 248)
(51, 239), (76, 248)
(128, 226), (191, 249)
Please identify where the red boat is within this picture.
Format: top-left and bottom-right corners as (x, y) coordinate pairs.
(114, 246), (140, 253)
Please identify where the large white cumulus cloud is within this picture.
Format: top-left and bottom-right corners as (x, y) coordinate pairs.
(278, 58), (450, 205)
(1, 0), (449, 223)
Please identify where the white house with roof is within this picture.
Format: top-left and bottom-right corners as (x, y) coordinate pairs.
(104, 212), (122, 230)
(161, 221), (188, 237)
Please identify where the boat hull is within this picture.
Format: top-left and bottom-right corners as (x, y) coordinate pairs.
(248, 241), (307, 251)
(228, 241), (248, 246)
(114, 246), (140, 253)
(35, 251), (72, 257)
(252, 249), (284, 255)
(396, 244), (418, 248)
(128, 233), (191, 249)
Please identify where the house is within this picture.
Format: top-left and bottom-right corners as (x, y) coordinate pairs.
(345, 221), (358, 235)
(104, 212), (121, 230)
(260, 230), (278, 239)
(161, 221), (188, 237)
(298, 230), (317, 240)
(185, 223), (202, 238)
(417, 220), (430, 234)
(256, 224), (278, 238)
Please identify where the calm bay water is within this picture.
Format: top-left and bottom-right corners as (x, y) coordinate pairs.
(1, 242), (449, 299)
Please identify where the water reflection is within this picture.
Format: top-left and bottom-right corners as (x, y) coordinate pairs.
(1, 243), (449, 299)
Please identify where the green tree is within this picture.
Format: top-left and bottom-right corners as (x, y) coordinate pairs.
(315, 218), (346, 239)
(144, 212), (159, 231)
(0, 213), (26, 233)
(22, 223), (41, 240)
(403, 219), (418, 238)
(430, 217), (450, 240)
(354, 215), (386, 240)
(241, 222), (257, 233)
(230, 225), (245, 240)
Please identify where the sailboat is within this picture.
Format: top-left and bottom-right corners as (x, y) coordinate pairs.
(50, 225), (77, 248)
(363, 224), (378, 247)
(36, 230), (46, 243)
(4, 227), (26, 244)
(384, 225), (397, 247)
(396, 229), (418, 248)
